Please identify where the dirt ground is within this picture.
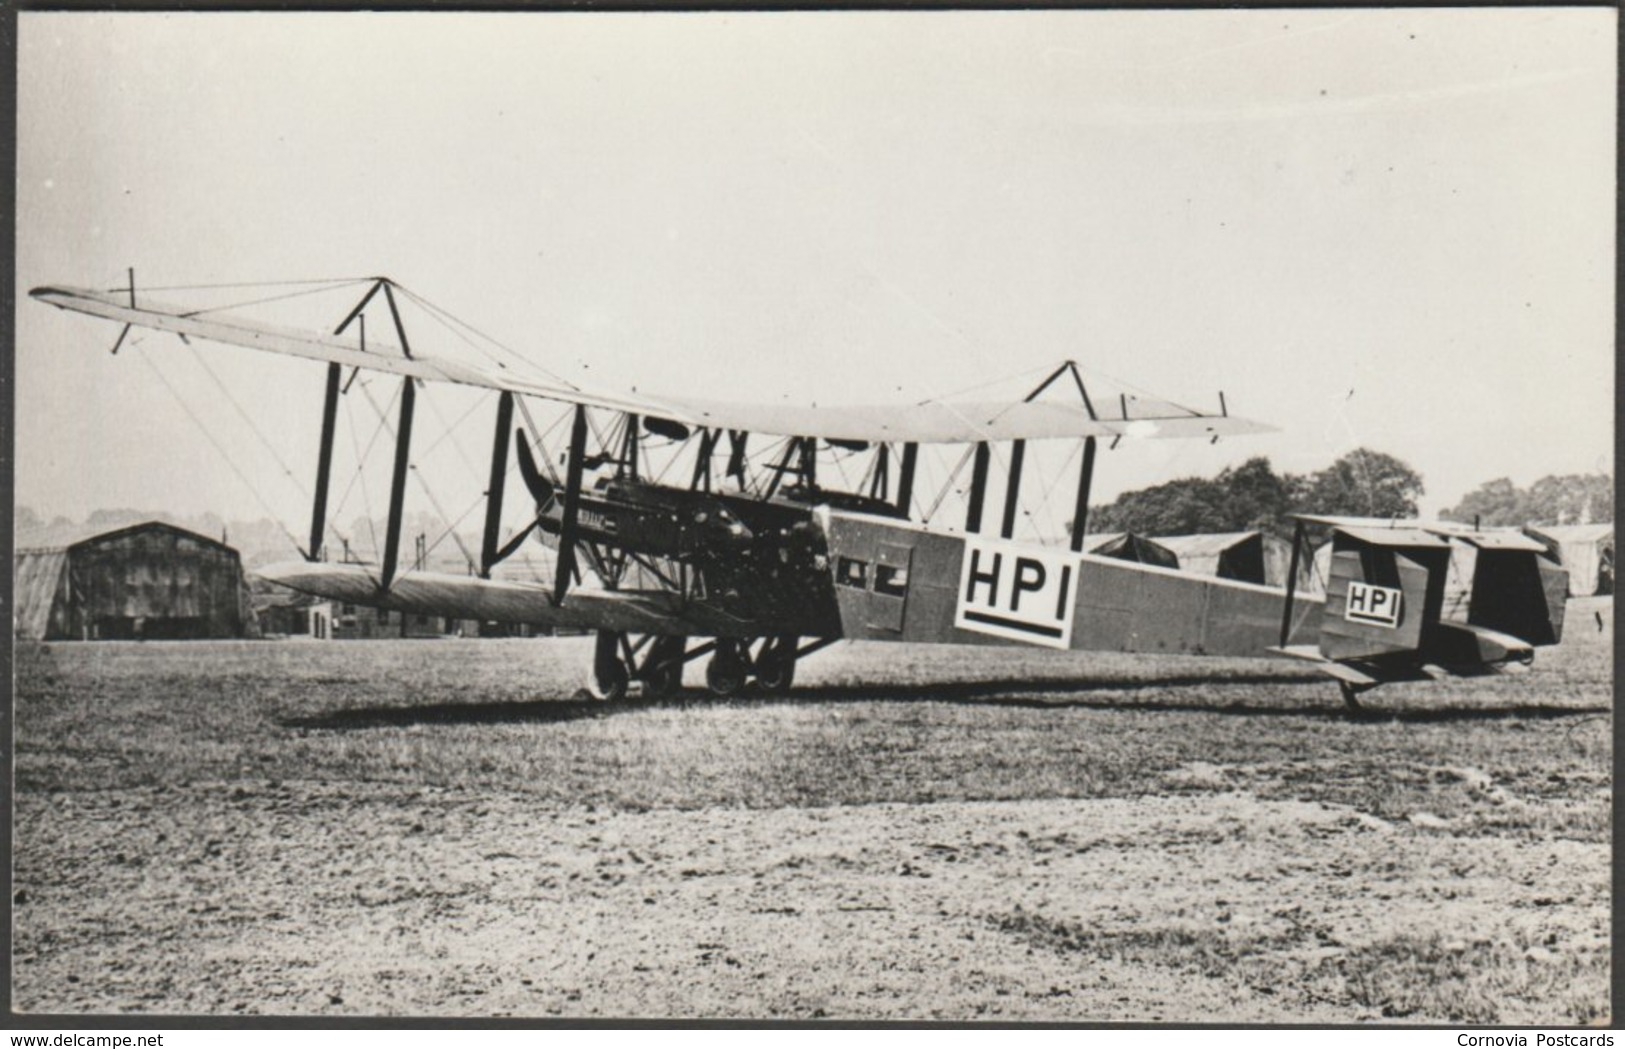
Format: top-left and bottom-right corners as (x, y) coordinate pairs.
(13, 783), (1609, 1021)
(10, 599), (1613, 1023)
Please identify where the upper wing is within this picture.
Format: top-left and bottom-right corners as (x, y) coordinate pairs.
(33, 283), (1273, 444)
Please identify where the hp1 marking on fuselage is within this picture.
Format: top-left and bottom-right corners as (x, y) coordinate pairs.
(954, 536), (1078, 649)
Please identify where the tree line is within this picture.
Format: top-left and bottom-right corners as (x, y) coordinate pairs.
(1085, 449), (1611, 539)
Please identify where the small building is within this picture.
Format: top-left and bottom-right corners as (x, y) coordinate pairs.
(1153, 530), (1308, 588)
(1525, 523), (1614, 597)
(14, 520), (254, 640)
(1085, 532), (1180, 570)
(304, 600), (481, 640)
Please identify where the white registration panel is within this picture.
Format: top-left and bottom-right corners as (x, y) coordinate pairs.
(1345, 580), (1403, 627)
(954, 536), (1078, 649)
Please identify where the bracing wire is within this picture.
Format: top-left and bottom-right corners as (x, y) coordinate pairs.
(417, 388), (485, 474)
(916, 360), (1056, 406)
(132, 342), (305, 554)
(178, 279), (375, 319)
(107, 276), (370, 293)
(515, 396), (566, 487)
(333, 379), (396, 561)
(392, 282), (582, 391)
(421, 488), (490, 569)
(184, 342), (310, 500)
(923, 444), (977, 524)
(409, 465), (478, 571)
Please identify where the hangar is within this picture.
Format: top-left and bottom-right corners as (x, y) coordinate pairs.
(1152, 530), (1306, 588)
(14, 521), (254, 640)
(1085, 532), (1180, 570)
(1525, 523), (1614, 597)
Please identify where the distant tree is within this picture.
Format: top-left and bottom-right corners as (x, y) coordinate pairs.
(86, 507), (154, 530)
(1090, 474), (1227, 537)
(1089, 457), (1298, 538)
(1215, 457), (1297, 535)
(1085, 448), (1424, 538)
(1300, 449), (1424, 520)
(1443, 472), (1613, 527)
(15, 505), (41, 532)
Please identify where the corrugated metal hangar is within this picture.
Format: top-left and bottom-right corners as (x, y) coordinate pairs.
(14, 521), (254, 640)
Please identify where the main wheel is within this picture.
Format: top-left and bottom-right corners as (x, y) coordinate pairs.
(705, 642), (749, 697)
(586, 631), (629, 701)
(754, 637), (798, 693)
(641, 636), (687, 699)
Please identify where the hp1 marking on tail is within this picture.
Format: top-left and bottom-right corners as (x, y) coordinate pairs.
(1345, 581), (1403, 627)
(954, 536), (1078, 649)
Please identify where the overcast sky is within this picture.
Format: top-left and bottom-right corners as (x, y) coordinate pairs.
(15, 9), (1616, 542)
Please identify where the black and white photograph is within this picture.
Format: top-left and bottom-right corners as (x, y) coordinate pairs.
(10, 7), (1614, 1024)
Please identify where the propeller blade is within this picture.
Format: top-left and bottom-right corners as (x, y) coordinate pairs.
(552, 405), (589, 605)
(514, 430), (555, 505)
(552, 540), (576, 605)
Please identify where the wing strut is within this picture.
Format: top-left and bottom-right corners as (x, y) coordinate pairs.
(553, 404), (589, 604)
(479, 391), (515, 577)
(1001, 439), (1026, 540)
(691, 428), (721, 491)
(896, 443), (918, 518)
(726, 431), (749, 483)
(1024, 361), (1100, 553)
(965, 442), (991, 533)
(868, 443), (891, 501)
(306, 362), (342, 561)
(380, 376), (417, 589)
(1069, 436), (1097, 553)
(1279, 517), (1307, 646)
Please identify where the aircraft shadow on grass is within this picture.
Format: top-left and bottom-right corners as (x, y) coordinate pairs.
(279, 674), (1611, 732)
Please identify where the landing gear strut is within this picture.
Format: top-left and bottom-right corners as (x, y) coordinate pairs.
(1338, 680), (1375, 712)
(584, 631), (832, 700)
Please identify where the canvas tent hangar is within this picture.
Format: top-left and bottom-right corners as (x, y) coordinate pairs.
(13, 520), (255, 640)
(1084, 532), (1180, 570)
(1524, 523), (1614, 597)
(1151, 530), (1310, 589)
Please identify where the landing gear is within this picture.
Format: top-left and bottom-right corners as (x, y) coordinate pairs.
(584, 631), (832, 700)
(705, 640), (750, 697)
(586, 630), (629, 701)
(753, 635), (799, 694)
(640, 635), (687, 699)
(1338, 680), (1376, 712)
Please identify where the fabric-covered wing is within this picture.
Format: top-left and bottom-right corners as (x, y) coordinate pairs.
(34, 283), (1273, 444)
(258, 561), (708, 635)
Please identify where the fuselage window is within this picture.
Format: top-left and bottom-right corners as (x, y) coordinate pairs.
(837, 557), (869, 589)
(874, 565), (909, 597)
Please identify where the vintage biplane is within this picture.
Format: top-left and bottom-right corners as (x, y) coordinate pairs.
(31, 276), (1568, 707)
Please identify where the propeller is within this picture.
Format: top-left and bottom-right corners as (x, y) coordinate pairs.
(513, 429), (555, 506)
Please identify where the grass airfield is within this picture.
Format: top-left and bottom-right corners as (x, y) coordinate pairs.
(12, 599), (1611, 1022)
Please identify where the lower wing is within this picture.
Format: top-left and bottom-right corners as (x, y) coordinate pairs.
(258, 561), (710, 635)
